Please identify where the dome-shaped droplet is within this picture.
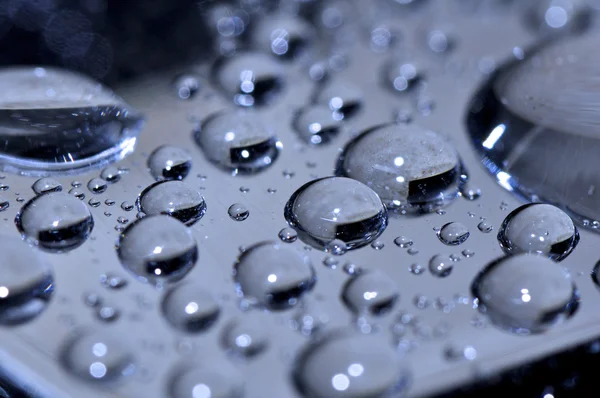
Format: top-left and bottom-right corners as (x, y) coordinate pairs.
(284, 177), (388, 250)
(0, 67), (144, 175)
(61, 331), (135, 382)
(117, 215), (198, 285)
(466, 35), (600, 228)
(194, 110), (280, 173)
(147, 145), (192, 181)
(252, 15), (316, 59)
(383, 60), (422, 93)
(471, 254), (579, 334)
(293, 332), (410, 397)
(100, 166), (121, 183)
(214, 52), (285, 107)
(498, 203), (578, 261)
(341, 270), (399, 315)
(87, 177), (107, 194)
(228, 203), (250, 221)
(234, 241), (316, 310)
(161, 283), (220, 333)
(429, 254), (454, 277)
(278, 227), (298, 243)
(172, 74), (201, 100)
(169, 364), (244, 398)
(337, 123), (462, 212)
(221, 317), (269, 357)
(525, 0), (591, 34)
(137, 180), (206, 226)
(438, 222), (470, 245)
(32, 177), (62, 195)
(16, 191), (94, 252)
(314, 80), (363, 120)
(293, 105), (342, 146)
(0, 237), (54, 325)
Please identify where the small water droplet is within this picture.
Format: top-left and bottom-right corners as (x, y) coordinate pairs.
(438, 222), (470, 245)
(394, 236), (413, 248)
(278, 227), (298, 243)
(462, 249), (475, 258)
(267, 188), (277, 194)
(97, 304), (120, 322)
(326, 239), (347, 256)
(239, 186), (250, 193)
(83, 292), (102, 307)
(371, 240), (385, 250)
(413, 294), (431, 309)
(100, 167), (121, 183)
(87, 178), (107, 194)
(32, 177), (62, 195)
(342, 262), (362, 275)
(461, 186), (482, 201)
(228, 203), (250, 221)
(429, 254), (454, 277)
(407, 247), (419, 255)
(100, 273), (127, 289)
(409, 263), (425, 275)
(105, 199), (115, 206)
(283, 169), (295, 179)
(315, 80), (363, 119)
(173, 74), (201, 100)
(88, 198), (100, 207)
(169, 364), (244, 398)
(252, 15), (316, 59)
(427, 30), (453, 54)
(444, 344), (477, 361)
(104, 211), (112, 217)
(68, 188), (85, 200)
(117, 216), (128, 224)
(383, 60), (422, 93)
(477, 221), (494, 233)
(137, 181), (206, 226)
(222, 317), (268, 357)
(0, 184), (8, 191)
(120, 201), (134, 211)
(162, 283), (220, 332)
(342, 270), (399, 315)
(293, 105), (342, 146)
(322, 256), (339, 269)
(147, 145), (192, 181)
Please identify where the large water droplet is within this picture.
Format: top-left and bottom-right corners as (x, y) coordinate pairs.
(466, 35), (600, 228)
(337, 123), (462, 213)
(293, 105), (342, 146)
(169, 364), (244, 398)
(194, 110), (280, 173)
(16, 191), (94, 252)
(437, 222), (470, 245)
(234, 241), (316, 310)
(498, 203), (578, 261)
(137, 181), (206, 226)
(32, 177), (62, 194)
(214, 52), (285, 107)
(162, 283), (220, 333)
(117, 215), (198, 285)
(293, 332), (410, 397)
(147, 145), (192, 181)
(284, 177), (388, 250)
(0, 237), (53, 325)
(252, 15), (316, 59)
(341, 270), (399, 315)
(0, 67), (143, 175)
(61, 331), (135, 382)
(221, 317), (268, 357)
(471, 254), (579, 334)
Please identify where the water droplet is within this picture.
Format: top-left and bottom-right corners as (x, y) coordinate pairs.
(104, 211), (112, 217)
(461, 186), (482, 201)
(117, 216), (128, 224)
(0, 67), (143, 175)
(228, 203), (250, 221)
(137, 181), (206, 226)
(169, 364), (244, 398)
(371, 240), (385, 250)
(234, 241), (316, 310)
(462, 249), (475, 258)
(61, 331), (135, 382)
(383, 60), (422, 93)
(194, 110), (280, 173)
(498, 203), (579, 261)
(337, 123), (462, 212)
(342, 270), (399, 315)
(284, 177), (388, 250)
(84, 292), (102, 307)
(293, 332), (410, 397)
(407, 247), (419, 255)
(252, 15), (316, 59)
(105, 199), (115, 206)
(315, 81), (362, 119)
(409, 263), (425, 275)
(100, 166), (121, 183)
(0, 184), (7, 191)
(472, 254), (579, 334)
(467, 35), (600, 228)
(117, 215), (198, 285)
(87, 178), (107, 194)
(100, 273), (127, 289)
(0, 237), (53, 325)
(88, 198), (100, 207)
(526, 0), (591, 34)
(16, 192), (94, 252)
(343, 262), (362, 275)
(68, 188), (85, 200)
(444, 344), (477, 361)
(214, 52), (285, 107)
(239, 186), (250, 193)
(0, 196), (8, 211)
(394, 236), (413, 248)
(279, 227), (298, 243)
(437, 222), (470, 245)
(162, 283), (220, 333)
(120, 201), (134, 211)
(283, 169), (295, 179)
(222, 317), (268, 357)
(413, 294), (431, 309)
(325, 239), (347, 256)
(427, 30), (453, 54)
(477, 221), (494, 233)
(32, 177), (62, 195)
(429, 255), (454, 277)
(172, 74), (201, 100)
(97, 304), (120, 322)
(293, 105), (342, 146)
(147, 145), (192, 181)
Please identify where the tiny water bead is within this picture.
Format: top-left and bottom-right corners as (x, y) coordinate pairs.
(293, 105), (342, 146)
(222, 318), (268, 357)
(16, 192), (94, 252)
(214, 52), (285, 107)
(100, 273), (127, 290)
(234, 241), (316, 310)
(147, 145), (192, 181)
(337, 123), (462, 213)
(87, 178), (107, 194)
(32, 177), (62, 195)
(0, 67), (144, 175)
(228, 203), (250, 221)
(169, 364), (244, 398)
(194, 110), (281, 174)
(252, 15), (316, 59)
(472, 254), (579, 334)
(161, 284), (220, 333)
(498, 203), (579, 261)
(477, 221), (494, 233)
(409, 263), (425, 275)
(466, 35), (600, 228)
(0, 238), (54, 325)
(137, 181), (206, 226)
(117, 215), (198, 285)
(383, 60), (422, 93)
(314, 80), (363, 120)
(172, 74), (201, 100)
(341, 270), (400, 315)
(61, 331), (135, 382)
(284, 177), (388, 250)
(429, 255), (454, 277)
(437, 222), (470, 245)
(278, 227), (298, 243)
(293, 332), (410, 397)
